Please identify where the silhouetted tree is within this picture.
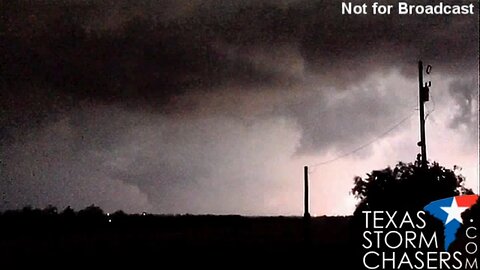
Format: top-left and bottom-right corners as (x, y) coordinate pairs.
(61, 206), (76, 217)
(78, 204), (104, 217)
(349, 157), (475, 269)
(43, 205), (58, 215)
(21, 205), (33, 213)
(112, 210), (126, 217)
(352, 156), (473, 213)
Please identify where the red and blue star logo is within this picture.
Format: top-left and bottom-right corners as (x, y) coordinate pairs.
(423, 195), (478, 250)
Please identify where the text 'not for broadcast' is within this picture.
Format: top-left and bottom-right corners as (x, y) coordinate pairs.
(342, 2), (476, 15)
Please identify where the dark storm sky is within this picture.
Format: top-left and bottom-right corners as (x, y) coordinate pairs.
(1, 0), (478, 215)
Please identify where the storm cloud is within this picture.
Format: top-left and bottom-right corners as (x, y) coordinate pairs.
(1, 0), (478, 214)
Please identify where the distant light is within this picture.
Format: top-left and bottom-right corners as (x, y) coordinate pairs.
(108, 219), (112, 223)
(142, 212), (147, 216)
(106, 213), (110, 216)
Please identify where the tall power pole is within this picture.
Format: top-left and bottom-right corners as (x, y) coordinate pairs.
(417, 60), (430, 169)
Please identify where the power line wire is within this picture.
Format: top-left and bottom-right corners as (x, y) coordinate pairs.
(308, 111), (415, 173)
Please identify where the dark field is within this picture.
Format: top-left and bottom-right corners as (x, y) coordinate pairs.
(0, 213), (358, 266)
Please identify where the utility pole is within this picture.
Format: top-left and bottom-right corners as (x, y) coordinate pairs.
(417, 60), (431, 169)
(304, 166), (310, 218)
